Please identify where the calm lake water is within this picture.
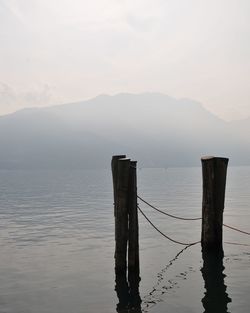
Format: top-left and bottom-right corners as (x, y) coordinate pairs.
(0, 167), (250, 313)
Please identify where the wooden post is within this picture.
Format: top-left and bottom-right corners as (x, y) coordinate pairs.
(128, 161), (141, 307)
(112, 155), (126, 217)
(201, 156), (229, 251)
(114, 158), (131, 273)
(128, 161), (140, 274)
(112, 155), (141, 308)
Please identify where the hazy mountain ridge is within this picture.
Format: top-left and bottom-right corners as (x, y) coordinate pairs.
(0, 93), (249, 169)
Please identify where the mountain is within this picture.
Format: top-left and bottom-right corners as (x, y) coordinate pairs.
(0, 93), (249, 169)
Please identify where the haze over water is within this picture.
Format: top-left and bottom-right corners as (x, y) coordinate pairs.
(1, 1), (250, 312)
(0, 166), (249, 313)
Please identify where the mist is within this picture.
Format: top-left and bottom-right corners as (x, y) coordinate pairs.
(1, 0), (250, 120)
(0, 93), (249, 169)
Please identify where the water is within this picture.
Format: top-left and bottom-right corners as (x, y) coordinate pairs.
(0, 167), (249, 313)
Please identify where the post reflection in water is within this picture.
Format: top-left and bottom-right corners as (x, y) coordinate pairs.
(201, 250), (232, 313)
(115, 270), (142, 313)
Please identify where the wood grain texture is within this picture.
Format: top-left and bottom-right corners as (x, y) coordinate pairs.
(201, 156), (229, 251)
(114, 158), (130, 273)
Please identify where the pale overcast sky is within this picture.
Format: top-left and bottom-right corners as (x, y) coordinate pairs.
(0, 0), (250, 120)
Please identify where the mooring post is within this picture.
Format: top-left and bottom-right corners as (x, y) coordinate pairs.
(112, 155), (141, 308)
(128, 161), (140, 273)
(201, 156), (229, 252)
(113, 157), (131, 273)
(112, 155), (126, 217)
(128, 160), (140, 303)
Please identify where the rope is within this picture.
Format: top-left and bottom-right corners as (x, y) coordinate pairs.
(138, 196), (250, 237)
(138, 205), (200, 246)
(223, 223), (250, 236)
(224, 241), (250, 247)
(137, 195), (201, 221)
(137, 204), (250, 248)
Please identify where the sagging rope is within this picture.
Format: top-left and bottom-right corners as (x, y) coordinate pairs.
(223, 223), (250, 236)
(137, 205), (200, 246)
(138, 205), (250, 248)
(138, 195), (250, 237)
(137, 195), (201, 221)
(224, 241), (250, 247)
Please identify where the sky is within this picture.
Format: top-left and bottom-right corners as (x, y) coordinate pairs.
(0, 0), (250, 120)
